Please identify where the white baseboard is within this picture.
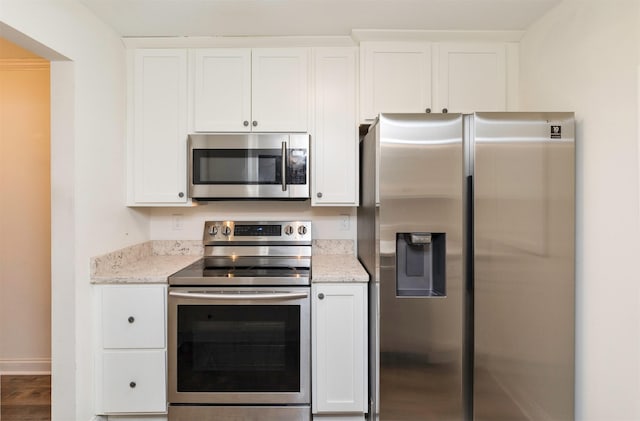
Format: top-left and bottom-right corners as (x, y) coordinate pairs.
(97, 416), (166, 420)
(0, 358), (51, 375)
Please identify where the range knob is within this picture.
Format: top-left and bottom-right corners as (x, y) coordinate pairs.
(222, 226), (232, 236)
(208, 225), (218, 236)
(284, 225), (294, 235)
(298, 225), (308, 235)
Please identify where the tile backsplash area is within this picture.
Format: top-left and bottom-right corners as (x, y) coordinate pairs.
(150, 202), (357, 241)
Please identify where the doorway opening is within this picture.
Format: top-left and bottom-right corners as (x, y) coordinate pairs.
(0, 35), (52, 421)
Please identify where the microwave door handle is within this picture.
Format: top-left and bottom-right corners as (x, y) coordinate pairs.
(169, 291), (308, 300)
(281, 141), (287, 192)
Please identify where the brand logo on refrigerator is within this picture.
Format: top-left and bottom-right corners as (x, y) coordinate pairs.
(550, 125), (562, 139)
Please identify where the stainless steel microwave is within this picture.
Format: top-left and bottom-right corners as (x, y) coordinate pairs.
(188, 133), (309, 200)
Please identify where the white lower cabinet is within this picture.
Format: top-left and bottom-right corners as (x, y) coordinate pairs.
(102, 350), (167, 413)
(95, 285), (167, 415)
(101, 286), (165, 349)
(312, 283), (367, 417)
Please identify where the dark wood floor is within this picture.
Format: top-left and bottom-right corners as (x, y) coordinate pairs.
(0, 375), (51, 421)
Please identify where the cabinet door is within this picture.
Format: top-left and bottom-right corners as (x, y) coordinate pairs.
(193, 49), (251, 132)
(101, 350), (166, 414)
(435, 43), (506, 113)
(312, 48), (358, 206)
(132, 49), (188, 204)
(251, 48), (309, 132)
(360, 42), (432, 121)
(101, 285), (166, 349)
(312, 283), (367, 414)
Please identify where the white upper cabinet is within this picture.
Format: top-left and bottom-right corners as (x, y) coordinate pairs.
(434, 43), (507, 113)
(360, 41), (513, 122)
(252, 48), (309, 132)
(129, 49), (188, 205)
(312, 47), (358, 206)
(193, 49), (251, 132)
(360, 42), (432, 121)
(193, 48), (309, 132)
(126, 40), (514, 207)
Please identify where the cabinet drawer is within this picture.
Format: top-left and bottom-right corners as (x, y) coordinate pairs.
(102, 286), (166, 349)
(102, 350), (167, 414)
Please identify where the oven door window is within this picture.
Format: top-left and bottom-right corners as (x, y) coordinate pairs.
(177, 304), (301, 392)
(193, 149), (282, 185)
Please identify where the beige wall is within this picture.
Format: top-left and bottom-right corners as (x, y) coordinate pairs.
(0, 38), (51, 373)
(520, 0), (640, 419)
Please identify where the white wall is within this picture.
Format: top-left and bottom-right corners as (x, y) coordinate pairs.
(0, 2), (150, 420)
(519, 0), (640, 419)
(150, 204), (357, 242)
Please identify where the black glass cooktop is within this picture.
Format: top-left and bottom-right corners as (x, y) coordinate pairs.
(169, 258), (311, 286)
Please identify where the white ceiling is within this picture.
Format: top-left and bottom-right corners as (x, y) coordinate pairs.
(79, 0), (562, 38)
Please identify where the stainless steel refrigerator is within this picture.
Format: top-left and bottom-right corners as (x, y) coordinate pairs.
(357, 113), (575, 421)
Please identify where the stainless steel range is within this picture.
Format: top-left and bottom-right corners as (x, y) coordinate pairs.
(168, 220), (312, 421)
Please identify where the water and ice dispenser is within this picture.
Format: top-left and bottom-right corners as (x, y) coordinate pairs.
(396, 233), (446, 297)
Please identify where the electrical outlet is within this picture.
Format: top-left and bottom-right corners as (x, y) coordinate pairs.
(340, 214), (350, 231)
(172, 214), (184, 230)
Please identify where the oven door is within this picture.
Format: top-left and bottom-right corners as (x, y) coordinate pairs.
(168, 286), (310, 404)
(188, 133), (309, 200)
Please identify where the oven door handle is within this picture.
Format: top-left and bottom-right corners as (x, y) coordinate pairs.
(169, 291), (309, 300)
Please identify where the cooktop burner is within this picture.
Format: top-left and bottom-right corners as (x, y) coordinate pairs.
(169, 220), (312, 286)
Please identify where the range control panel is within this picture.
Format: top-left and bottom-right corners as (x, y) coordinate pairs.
(203, 220), (312, 244)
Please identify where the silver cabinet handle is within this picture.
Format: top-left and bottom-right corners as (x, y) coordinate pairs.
(281, 141), (287, 192)
(317, 192), (323, 198)
(169, 291), (308, 300)
(318, 293), (325, 300)
(252, 121), (258, 127)
(178, 192), (184, 198)
(129, 381), (136, 388)
(243, 120), (249, 127)
(127, 316), (135, 323)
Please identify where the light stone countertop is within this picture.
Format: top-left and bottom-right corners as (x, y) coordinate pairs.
(311, 254), (369, 283)
(90, 240), (202, 284)
(91, 255), (202, 284)
(91, 239), (367, 284)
